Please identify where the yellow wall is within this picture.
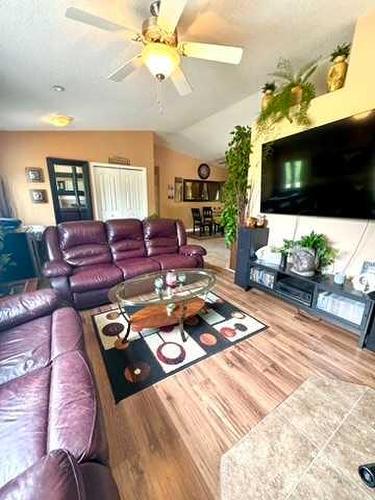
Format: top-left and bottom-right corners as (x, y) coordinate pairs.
(0, 131), (155, 225)
(155, 144), (227, 228)
(249, 9), (375, 276)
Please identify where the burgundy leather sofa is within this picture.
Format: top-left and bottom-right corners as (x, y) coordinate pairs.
(43, 218), (206, 309)
(0, 289), (119, 500)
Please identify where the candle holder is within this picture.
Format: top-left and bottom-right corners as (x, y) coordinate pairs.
(154, 277), (164, 298)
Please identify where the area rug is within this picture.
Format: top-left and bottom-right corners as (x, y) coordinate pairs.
(92, 292), (267, 403)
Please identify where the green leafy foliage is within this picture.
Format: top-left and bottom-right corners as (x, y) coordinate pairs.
(0, 227), (13, 279)
(274, 231), (338, 270)
(271, 58), (320, 86)
(274, 238), (295, 257)
(298, 231), (338, 269)
(221, 125), (252, 247)
(262, 81), (276, 93)
(330, 43), (350, 62)
(257, 58), (318, 133)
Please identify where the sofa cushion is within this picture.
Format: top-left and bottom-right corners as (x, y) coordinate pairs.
(143, 219), (178, 257)
(0, 290), (62, 333)
(150, 254), (200, 270)
(47, 351), (108, 464)
(0, 351), (108, 489)
(0, 307), (83, 386)
(115, 257), (160, 280)
(0, 450), (86, 500)
(106, 219), (146, 261)
(58, 221), (112, 267)
(0, 368), (51, 488)
(69, 264), (122, 293)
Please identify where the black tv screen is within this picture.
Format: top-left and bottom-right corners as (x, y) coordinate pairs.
(261, 112), (375, 219)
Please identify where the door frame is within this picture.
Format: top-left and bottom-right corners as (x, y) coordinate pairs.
(46, 157), (93, 224)
(89, 162), (148, 221)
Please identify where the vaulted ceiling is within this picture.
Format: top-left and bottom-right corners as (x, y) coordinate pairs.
(0, 0), (374, 160)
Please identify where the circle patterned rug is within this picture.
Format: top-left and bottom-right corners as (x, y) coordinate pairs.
(92, 291), (268, 403)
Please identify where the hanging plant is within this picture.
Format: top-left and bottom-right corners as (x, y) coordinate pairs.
(221, 125), (252, 247)
(257, 58), (319, 133)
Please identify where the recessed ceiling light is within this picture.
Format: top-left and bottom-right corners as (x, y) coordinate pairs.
(52, 85), (65, 92)
(47, 114), (74, 127)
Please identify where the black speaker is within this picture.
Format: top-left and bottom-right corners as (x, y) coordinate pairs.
(235, 227), (269, 289)
(359, 463), (375, 488)
(365, 308), (375, 352)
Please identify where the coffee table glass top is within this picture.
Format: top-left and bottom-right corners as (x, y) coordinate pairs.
(108, 269), (216, 307)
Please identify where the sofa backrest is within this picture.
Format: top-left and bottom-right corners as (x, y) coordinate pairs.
(106, 219), (146, 262)
(58, 221), (112, 267)
(143, 219), (181, 257)
(44, 218), (187, 266)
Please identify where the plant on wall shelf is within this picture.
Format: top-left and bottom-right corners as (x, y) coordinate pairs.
(221, 125), (252, 247)
(330, 43), (351, 62)
(257, 58), (319, 133)
(327, 43), (351, 92)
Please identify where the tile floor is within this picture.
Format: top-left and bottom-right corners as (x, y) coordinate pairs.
(187, 236), (230, 270)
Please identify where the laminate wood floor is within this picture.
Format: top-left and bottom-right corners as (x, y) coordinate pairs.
(81, 268), (375, 500)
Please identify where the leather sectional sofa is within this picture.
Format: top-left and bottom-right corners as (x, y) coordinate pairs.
(0, 289), (119, 499)
(43, 218), (206, 309)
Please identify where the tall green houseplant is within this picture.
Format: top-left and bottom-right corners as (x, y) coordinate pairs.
(221, 125), (252, 247)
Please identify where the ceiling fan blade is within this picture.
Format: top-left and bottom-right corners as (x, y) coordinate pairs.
(65, 7), (133, 33)
(171, 67), (193, 96)
(180, 42), (243, 65)
(108, 55), (143, 82)
(157, 0), (188, 34)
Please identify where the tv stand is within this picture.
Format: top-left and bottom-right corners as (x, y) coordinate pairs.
(236, 259), (374, 349)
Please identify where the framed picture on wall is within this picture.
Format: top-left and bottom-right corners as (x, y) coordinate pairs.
(29, 189), (48, 204)
(25, 167), (44, 183)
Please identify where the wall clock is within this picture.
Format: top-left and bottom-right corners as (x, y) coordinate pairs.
(198, 163), (210, 180)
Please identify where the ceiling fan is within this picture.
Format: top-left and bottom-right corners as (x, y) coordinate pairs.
(65, 0), (244, 96)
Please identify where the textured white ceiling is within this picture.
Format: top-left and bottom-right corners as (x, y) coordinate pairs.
(0, 0), (374, 159)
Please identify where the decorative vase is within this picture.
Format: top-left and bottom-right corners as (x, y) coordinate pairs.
(291, 247), (316, 277)
(290, 85), (303, 105)
(261, 90), (274, 111)
(327, 55), (348, 92)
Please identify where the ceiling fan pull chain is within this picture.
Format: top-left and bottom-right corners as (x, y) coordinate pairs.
(155, 78), (164, 115)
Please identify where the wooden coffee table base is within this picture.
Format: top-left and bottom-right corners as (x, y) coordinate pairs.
(115, 297), (206, 348)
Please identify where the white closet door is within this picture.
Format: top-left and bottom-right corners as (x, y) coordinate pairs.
(92, 165), (148, 220)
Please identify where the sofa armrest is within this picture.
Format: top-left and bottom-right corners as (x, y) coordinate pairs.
(43, 261), (72, 278)
(0, 289), (63, 332)
(179, 245), (207, 257)
(0, 450), (86, 500)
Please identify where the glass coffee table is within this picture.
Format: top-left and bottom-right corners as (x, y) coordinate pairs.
(108, 269), (216, 349)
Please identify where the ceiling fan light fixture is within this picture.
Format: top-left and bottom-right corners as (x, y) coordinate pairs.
(142, 42), (180, 80)
(47, 114), (74, 127)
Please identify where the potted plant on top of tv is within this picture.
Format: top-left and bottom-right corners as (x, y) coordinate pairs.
(221, 125), (252, 269)
(327, 43), (351, 92)
(257, 57), (319, 133)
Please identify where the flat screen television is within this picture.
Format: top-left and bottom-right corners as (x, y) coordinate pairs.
(261, 111), (375, 219)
